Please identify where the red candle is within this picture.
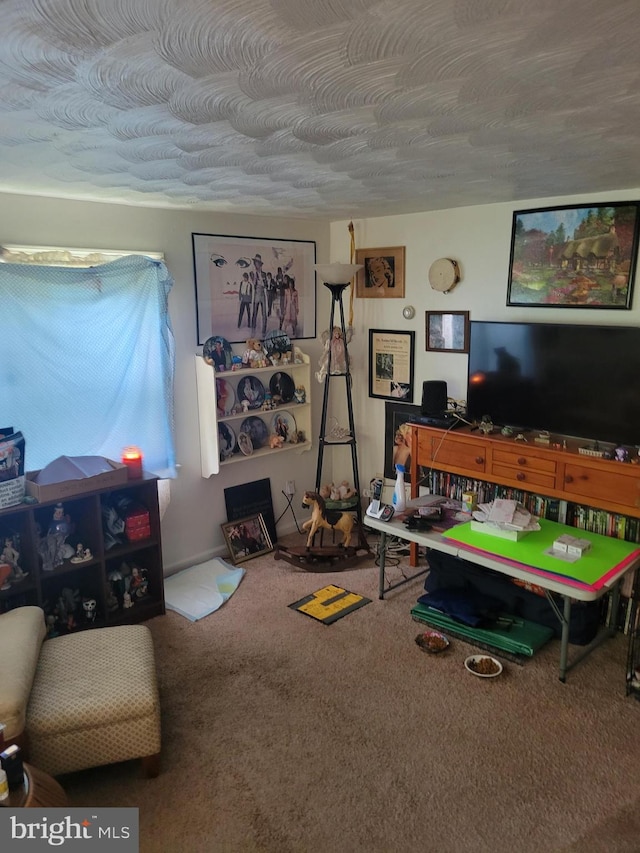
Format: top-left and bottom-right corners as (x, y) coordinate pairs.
(121, 446), (143, 479)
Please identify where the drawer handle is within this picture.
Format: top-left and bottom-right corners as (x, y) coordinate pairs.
(516, 472), (525, 481)
(565, 475), (574, 484)
(475, 456), (484, 465)
(518, 457), (526, 465)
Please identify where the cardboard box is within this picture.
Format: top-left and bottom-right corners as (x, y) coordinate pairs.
(553, 534), (575, 553)
(568, 537), (591, 557)
(470, 520), (531, 541)
(462, 491), (478, 513)
(25, 459), (128, 503)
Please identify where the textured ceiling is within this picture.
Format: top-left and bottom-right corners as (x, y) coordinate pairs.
(1, 0), (640, 218)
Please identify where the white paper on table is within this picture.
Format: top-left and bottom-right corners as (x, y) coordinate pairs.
(487, 498), (518, 524)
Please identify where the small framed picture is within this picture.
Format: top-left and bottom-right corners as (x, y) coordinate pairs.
(425, 311), (470, 353)
(355, 247), (405, 298)
(221, 513), (273, 564)
(369, 329), (415, 401)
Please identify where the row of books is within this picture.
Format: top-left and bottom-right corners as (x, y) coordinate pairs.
(419, 469), (640, 543)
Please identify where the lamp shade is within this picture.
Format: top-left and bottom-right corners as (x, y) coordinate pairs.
(314, 263), (363, 284)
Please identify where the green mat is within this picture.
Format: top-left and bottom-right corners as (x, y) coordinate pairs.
(411, 602), (554, 658)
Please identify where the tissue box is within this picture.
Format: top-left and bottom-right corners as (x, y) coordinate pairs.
(470, 520), (531, 541)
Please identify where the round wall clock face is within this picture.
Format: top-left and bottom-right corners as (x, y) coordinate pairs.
(428, 258), (460, 293)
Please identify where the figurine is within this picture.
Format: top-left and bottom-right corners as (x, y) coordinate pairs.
(269, 434), (284, 449)
(129, 565), (149, 599)
(614, 445), (629, 462)
(82, 597), (97, 623)
(2, 535), (27, 581)
(316, 326), (353, 382)
(123, 591), (134, 609)
(71, 543), (92, 563)
(294, 385), (306, 404)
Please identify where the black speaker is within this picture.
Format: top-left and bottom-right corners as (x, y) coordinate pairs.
(422, 380), (448, 416)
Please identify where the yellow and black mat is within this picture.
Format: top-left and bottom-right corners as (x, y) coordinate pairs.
(289, 584), (371, 625)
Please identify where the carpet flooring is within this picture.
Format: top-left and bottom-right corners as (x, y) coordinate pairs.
(59, 538), (640, 852)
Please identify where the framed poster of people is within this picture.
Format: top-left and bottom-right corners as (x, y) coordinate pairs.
(384, 401), (420, 483)
(192, 233), (317, 345)
(506, 202), (640, 308)
(369, 329), (415, 401)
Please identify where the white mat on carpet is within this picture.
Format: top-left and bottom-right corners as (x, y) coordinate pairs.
(165, 557), (245, 621)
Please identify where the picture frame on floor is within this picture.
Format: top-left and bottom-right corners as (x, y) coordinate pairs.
(222, 513), (274, 564)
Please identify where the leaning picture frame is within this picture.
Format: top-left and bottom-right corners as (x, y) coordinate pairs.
(506, 202), (640, 309)
(425, 311), (470, 353)
(355, 246), (405, 298)
(384, 401), (420, 483)
(369, 329), (415, 401)
(221, 513), (274, 565)
(192, 233), (317, 344)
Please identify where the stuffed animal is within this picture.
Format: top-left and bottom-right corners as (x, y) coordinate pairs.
(269, 434), (284, 449)
(242, 338), (264, 366)
(338, 481), (357, 500)
(330, 483), (341, 501)
(319, 483), (332, 500)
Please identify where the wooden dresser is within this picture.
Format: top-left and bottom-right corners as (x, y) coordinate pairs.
(410, 424), (640, 519)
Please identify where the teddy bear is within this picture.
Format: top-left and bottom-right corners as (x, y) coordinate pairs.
(242, 338), (264, 366)
(269, 434), (284, 449)
(338, 481), (357, 500)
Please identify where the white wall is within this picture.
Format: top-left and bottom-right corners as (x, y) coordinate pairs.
(5, 186), (639, 570)
(0, 193), (330, 571)
(330, 187), (640, 504)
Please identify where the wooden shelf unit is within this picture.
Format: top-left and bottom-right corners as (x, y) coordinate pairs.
(0, 475), (165, 631)
(411, 425), (640, 520)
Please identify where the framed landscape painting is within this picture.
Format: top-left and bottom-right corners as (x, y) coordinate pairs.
(506, 202), (640, 309)
(192, 233), (316, 344)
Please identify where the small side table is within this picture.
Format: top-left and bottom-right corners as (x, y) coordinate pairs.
(5, 763), (67, 808)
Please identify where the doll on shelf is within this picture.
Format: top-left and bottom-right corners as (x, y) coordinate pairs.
(315, 326), (353, 382)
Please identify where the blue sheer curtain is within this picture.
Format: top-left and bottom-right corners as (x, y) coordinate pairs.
(0, 255), (176, 477)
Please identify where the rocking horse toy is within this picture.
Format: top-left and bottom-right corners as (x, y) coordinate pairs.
(301, 491), (354, 549)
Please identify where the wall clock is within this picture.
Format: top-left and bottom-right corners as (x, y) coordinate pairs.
(428, 258), (460, 293)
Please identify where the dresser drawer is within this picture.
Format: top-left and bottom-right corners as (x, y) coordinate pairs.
(563, 463), (640, 510)
(491, 462), (556, 491)
(426, 436), (486, 474)
(492, 448), (557, 475)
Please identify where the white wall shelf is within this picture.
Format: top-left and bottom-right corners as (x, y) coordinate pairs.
(194, 352), (312, 477)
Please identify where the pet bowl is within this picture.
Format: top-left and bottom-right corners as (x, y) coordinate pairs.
(464, 655), (503, 678)
(415, 630), (450, 654)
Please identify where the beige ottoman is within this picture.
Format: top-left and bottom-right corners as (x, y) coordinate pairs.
(26, 624), (161, 778)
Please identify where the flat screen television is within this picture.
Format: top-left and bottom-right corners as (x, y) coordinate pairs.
(466, 321), (640, 447)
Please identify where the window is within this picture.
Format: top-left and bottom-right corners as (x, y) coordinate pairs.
(0, 254), (176, 477)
